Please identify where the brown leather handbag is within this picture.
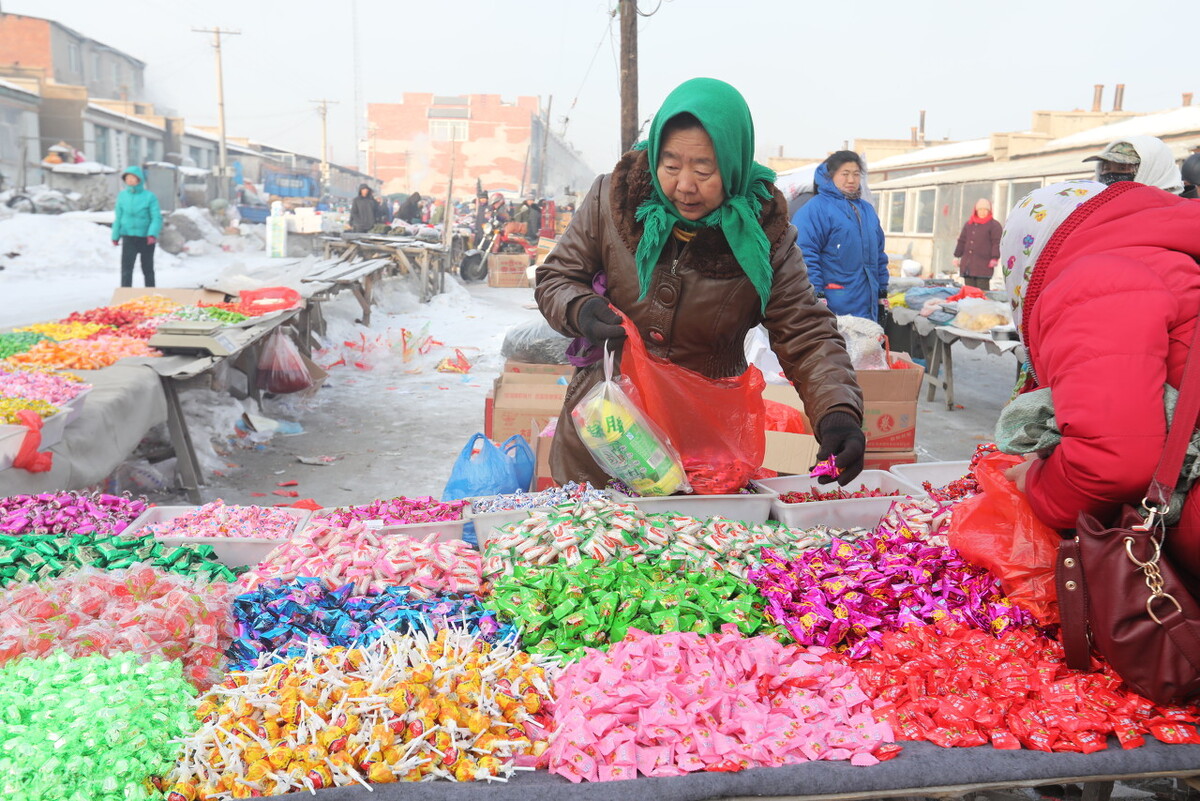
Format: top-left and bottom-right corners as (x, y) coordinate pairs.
(1056, 321), (1200, 706)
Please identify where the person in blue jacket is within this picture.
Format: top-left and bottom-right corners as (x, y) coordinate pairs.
(792, 151), (889, 322)
(111, 165), (163, 287)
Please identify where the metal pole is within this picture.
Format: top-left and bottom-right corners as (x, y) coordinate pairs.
(619, 0), (638, 154)
(309, 99), (338, 196)
(193, 26), (241, 200)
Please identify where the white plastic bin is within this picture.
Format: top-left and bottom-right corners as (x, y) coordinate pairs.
(753, 470), (926, 530)
(0, 408), (68, 467)
(889, 461), (971, 492)
(124, 505), (311, 568)
(613, 486), (778, 524)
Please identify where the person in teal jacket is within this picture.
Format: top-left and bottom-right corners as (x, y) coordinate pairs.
(111, 165), (162, 287)
(791, 152), (889, 322)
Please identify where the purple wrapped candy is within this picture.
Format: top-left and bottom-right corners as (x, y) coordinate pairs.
(0, 491), (147, 536)
(809, 458), (840, 480)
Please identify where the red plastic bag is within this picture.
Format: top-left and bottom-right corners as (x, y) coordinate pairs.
(617, 317), (765, 494)
(12, 410), (52, 473)
(257, 329), (313, 394)
(239, 286), (302, 313)
(763, 399), (807, 434)
(947, 452), (1061, 624)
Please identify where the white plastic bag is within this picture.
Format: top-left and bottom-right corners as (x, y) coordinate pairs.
(952, 298), (1012, 332)
(836, 315), (888, 370)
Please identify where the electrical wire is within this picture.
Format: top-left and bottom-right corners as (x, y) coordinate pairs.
(559, 11), (617, 139)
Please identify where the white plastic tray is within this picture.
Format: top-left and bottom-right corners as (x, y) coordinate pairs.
(63, 386), (93, 424)
(613, 486), (778, 524)
(889, 461), (972, 492)
(0, 408), (68, 467)
(374, 518), (466, 542)
(753, 470), (926, 531)
(0, 427), (24, 470)
(123, 505), (311, 568)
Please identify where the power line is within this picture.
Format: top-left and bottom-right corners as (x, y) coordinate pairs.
(559, 14), (616, 140)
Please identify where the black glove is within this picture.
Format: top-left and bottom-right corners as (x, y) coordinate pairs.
(878, 287), (890, 299)
(814, 412), (866, 485)
(576, 296), (626, 347)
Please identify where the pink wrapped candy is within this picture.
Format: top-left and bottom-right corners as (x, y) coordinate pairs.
(549, 626), (894, 782)
(313, 496), (466, 527)
(238, 520), (482, 597)
(144, 499), (300, 539)
(0, 369), (90, 406)
(0, 491), (147, 536)
(0, 564), (234, 688)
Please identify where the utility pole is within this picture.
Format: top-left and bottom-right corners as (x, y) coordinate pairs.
(310, 99), (339, 196)
(193, 26), (240, 200)
(618, 0), (638, 154)
(537, 95), (552, 199)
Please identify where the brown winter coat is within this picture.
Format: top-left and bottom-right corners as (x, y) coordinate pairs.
(534, 150), (863, 486)
(953, 217), (1003, 278)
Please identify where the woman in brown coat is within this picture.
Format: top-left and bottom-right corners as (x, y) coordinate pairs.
(534, 78), (865, 490)
(953, 198), (1003, 290)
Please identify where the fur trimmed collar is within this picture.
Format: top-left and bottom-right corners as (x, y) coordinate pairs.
(608, 150), (791, 279)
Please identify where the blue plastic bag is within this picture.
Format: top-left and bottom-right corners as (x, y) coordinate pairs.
(502, 435), (535, 492)
(442, 433), (521, 502)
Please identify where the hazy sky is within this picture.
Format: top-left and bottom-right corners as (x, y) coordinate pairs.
(10, 0), (1196, 174)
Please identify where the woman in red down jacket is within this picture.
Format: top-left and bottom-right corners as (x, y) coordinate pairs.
(1002, 180), (1200, 576)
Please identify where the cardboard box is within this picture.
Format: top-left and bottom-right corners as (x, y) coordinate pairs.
(856, 353), (923, 402)
(491, 377), (568, 444)
(110, 288), (226, 305)
(862, 401), (918, 451)
(484, 390), (495, 439)
(762, 431), (820, 476)
(864, 449), (917, 472)
(504, 360), (574, 377)
(487, 254), (529, 288)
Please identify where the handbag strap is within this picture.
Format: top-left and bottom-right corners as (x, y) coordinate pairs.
(1146, 318), (1200, 509)
(1056, 537), (1092, 670)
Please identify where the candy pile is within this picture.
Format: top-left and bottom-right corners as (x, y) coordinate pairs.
(878, 497), (955, 546)
(778, 484), (901, 504)
(482, 497), (859, 581)
(240, 521), (482, 597)
(749, 527), (1033, 658)
(0, 491), (147, 536)
(168, 628), (558, 795)
(470, 481), (607, 513)
(4, 335), (160, 370)
(312, 496), (466, 528)
(0, 651), (197, 801)
(228, 578), (513, 671)
(0, 395), (59, 423)
(0, 529), (240, 587)
(15, 320), (113, 340)
(855, 622), (1200, 751)
(112, 294), (183, 318)
(0, 565), (234, 688)
(64, 305), (147, 329)
(0, 369), (90, 406)
(487, 558), (768, 660)
(143, 499), (303, 540)
(549, 628), (894, 781)
(0, 331), (49, 359)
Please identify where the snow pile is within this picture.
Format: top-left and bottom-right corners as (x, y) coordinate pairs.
(0, 214), (120, 276)
(0, 186), (80, 215)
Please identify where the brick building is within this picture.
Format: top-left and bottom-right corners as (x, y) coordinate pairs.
(368, 93), (595, 201)
(0, 12), (146, 102)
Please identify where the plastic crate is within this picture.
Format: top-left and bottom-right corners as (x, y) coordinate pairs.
(123, 505), (311, 568)
(753, 470), (926, 530)
(0, 408), (69, 469)
(613, 486), (778, 524)
(889, 461), (972, 492)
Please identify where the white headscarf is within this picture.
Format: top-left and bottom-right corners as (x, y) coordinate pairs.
(1001, 181), (1107, 342)
(1094, 135), (1184, 194)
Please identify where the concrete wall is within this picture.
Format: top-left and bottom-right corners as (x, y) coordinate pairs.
(0, 88), (40, 189)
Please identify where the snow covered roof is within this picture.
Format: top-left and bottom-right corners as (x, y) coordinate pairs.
(85, 103), (164, 131)
(46, 161), (117, 175)
(0, 78), (38, 99)
(873, 150), (1094, 190)
(1042, 106), (1200, 151)
(869, 138), (992, 170)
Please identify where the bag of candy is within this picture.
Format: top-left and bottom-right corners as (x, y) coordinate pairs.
(571, 345), (688, 497)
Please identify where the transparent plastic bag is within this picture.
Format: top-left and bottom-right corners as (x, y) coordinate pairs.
(952, 297), (1012, 332)
(256, 329), (313, 394)
(500, 319), (571, 365)
(836, 315), (888, 370)
(571, 346), (689, 497)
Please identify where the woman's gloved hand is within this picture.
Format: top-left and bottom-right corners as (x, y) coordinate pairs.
(815, 412), (866, 485)
(577, 296), (626, 347)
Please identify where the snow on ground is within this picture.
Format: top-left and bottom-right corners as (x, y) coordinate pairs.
(0, 212), (280, 328)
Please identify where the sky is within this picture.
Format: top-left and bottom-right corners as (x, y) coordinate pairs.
(9, 0), (1197, 176)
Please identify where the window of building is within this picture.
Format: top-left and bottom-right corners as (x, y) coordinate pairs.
(429, 120), (467, 142)
(127, 134), (142, 167)
(886, 191), (907, 234)
(113, 62), (122, 89)
(914, 188), (936, 234)
(1009, 180), (1042, 208)
(69, 43), (82, 74)
(93, 125), (111, 165)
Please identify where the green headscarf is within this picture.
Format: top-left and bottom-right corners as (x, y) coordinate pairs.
(635, 77), (777, 311)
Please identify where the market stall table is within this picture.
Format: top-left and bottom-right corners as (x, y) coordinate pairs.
(321, 233), (452, 303)
(243, 739), (1199, 801)
(889, 306), (1024, 411)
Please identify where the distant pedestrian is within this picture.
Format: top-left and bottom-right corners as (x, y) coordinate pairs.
(1082, 136), (1184, 193)
(111, 165), (162, 288)
(396, 191), (422, 224)
(348, 184), (378, 233)
(953, 198), (1002, 291)
(1181, 153), (1200, 199)
(792, 151), (889, 322)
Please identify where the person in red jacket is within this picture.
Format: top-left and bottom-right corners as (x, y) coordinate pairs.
(952, 198), (1002, 290)
(1001, 180), (1200, 577)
